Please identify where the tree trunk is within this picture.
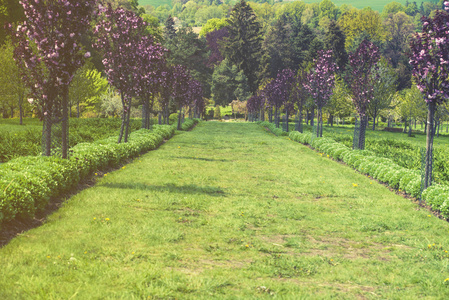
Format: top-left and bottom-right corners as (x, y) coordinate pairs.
(19, 95), (23, 125)
(76, 101), (80, 118)
(358, 115), (367, 150)
(298, 107), (303, 133)
(285, 107), (289, 132)
(177, 107), (183, 130)
(42, 109), (52, 157)
(424, 102), (436, 189)
(118, 93), (126, 143)
(316, 108), (321, 137)
(61, 87), (69, 159)
(310, 108), (315, 127)
(275, 106), (279, 128)
(408, 116), (412, 137)
(372, 112), (377, 131)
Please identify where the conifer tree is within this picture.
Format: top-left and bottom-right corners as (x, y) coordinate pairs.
(325, 21), (347, 74)
(222, 0), (263, 94)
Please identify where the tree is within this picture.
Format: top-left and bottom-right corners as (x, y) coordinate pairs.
(292, 68), (309, 132)
(304, 50), (337, 137)
(12, 0), (96, 158)
(164, 15), (176, 41)
(338, 7), (386, 50)
(222, 0), (263, 93)
(133, 35), (166, 129)
(205, 27), (228, 67)
(346, 39), (380, 150)
(0, 0), (24, 46)
(409, 3), (449, 189)
(325, 21), (347, 74)
(263, 16), (293, 78)
(382, 12), (415, 68)
(265, 69), (295, 128)
(0, 40), (27, 123)
(199, 18), (228, 37)
(211, 58), (250, 106)
(69, 63), (108, 118)
(171, 65), (191, 130)
(94, 3), (147, 143)
(165, 27), (212, 98)
(368, 57), (397, 130)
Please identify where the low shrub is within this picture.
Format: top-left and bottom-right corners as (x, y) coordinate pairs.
(0, 125), (175, 227)
(181, 118), (199, 131)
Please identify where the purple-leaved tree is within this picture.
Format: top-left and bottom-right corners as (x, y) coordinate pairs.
(265, 69), (295, 128)
(171, 65), (191, 130)
(94, 3), (147, 143)
(409, 2), (449, 189)
(133, 35), (167, 129)
(347, 39), (380, 150)
(11, 0), (96, 158)
(304, 50), (337, 137)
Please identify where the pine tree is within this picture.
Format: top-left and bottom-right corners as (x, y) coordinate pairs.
(222, 0), (263, 94)
(164, 15), (176, 41)
(325, 21), (347, 74)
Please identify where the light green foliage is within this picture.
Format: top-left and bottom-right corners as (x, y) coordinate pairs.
(0, 125), (174, 225)
(214, 105), (221, 119)
(69, 63), (108, 117)
(198, 17), (229, 37)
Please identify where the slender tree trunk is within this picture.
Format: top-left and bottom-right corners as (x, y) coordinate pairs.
(285, 107), (289, 132)
(372, 111), (377, 131)
(76, 101), (80, 118)
(298, 106), (303, 133)
(358, 115), (367, 150)
(408, 116), (412, 137)
(124, 104), (131, 143)
(61, 87), (69, 159)
(158, 112), (162, 125)
(118, 93), (126, 143)
(177, 107), (183, 130)
(310, 108), (315, 127)
(316, 108), (321, 137)
(19, 95), (23, 125)
(424, 102), (436, 189)
(275, 106), (279, 128)
(142, 98), (147, 129)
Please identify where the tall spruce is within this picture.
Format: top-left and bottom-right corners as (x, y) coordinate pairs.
(222, 0), (263, 94)
(325, 21), (347, 74)
(164, 15), (176, 41)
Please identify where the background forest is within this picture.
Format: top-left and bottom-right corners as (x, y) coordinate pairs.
(0, 0), (448, 129)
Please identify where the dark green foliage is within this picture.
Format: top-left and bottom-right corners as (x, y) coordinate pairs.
(263, 16), (293, 78)
(221, 0), (263, 93)
(0, 125), (174, 226)
(164, 14), (176, 41)
(0, 0), (25, 46)
(211, 59), (250, 106)
(289, 21), (316, 70)
(165, 27), (212, 97)
(325, 21), (347, 73)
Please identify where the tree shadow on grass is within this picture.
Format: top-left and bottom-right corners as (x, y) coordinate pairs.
(171, 156), (229, 162)
(101, 182), (226, 196)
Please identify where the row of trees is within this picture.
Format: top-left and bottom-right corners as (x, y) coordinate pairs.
(9, 0), (205, 158)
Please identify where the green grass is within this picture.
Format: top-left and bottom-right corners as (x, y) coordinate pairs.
(301, 0), (400, 12)
(139, 0), (173, 8)
(0, 118), (42, 133)
(1, 122), (449, 298)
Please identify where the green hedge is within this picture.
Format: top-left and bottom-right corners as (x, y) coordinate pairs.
(285, 130), (449, 218)
(181, 118), (199, 131)
(0, 125), (174, 226)
(258, 121), (289, 136)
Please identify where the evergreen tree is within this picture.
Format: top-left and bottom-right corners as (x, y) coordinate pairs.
(164, 15), (176, 41)
(289, 20), (316, 70)
(325, 21), (347, 74)
(211, 58), (249, 106)
(263, 16), (293, 78)
(222, 0), (263, 94)
(165, 27), (212, 98)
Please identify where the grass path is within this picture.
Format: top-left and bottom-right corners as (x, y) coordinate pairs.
(1, 122), (449, 299)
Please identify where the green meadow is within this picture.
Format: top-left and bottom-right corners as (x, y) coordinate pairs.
(1, 122), (449, 298)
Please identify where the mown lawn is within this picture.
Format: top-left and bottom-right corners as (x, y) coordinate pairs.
(1, 122), (449, 299)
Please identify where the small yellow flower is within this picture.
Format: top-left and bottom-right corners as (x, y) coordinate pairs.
(245, 244), (249, 248)
(104, 173), (108, 176)
(46, 255), (51, 259)
(105, 218), (110, 221)
(327, 155), (330, 158)
(122, 166), (126, 169)
(352, 183), (358, 187)
(132, 252), (135, 254)
(445, 278), (449, 282)
(428, 244), (432, 248)
(178, 146), (181, 148)
(428, 215), (432, 217)
(93, 217), (96, 220)
(370, 182), (373, 184)
(84, 251), (87, 254)
(95, 173), (98, 176)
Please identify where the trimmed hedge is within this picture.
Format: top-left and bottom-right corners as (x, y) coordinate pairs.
(181, 118), (199, 131)
(284, 129), (449, 218)
(0, 125), (174, 226)
(258, 121), (289, 137)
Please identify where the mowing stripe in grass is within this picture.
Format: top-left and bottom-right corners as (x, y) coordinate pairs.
(1, 121), (449, 299)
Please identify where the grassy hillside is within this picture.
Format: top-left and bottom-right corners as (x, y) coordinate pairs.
(139, 0), (401, 12)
